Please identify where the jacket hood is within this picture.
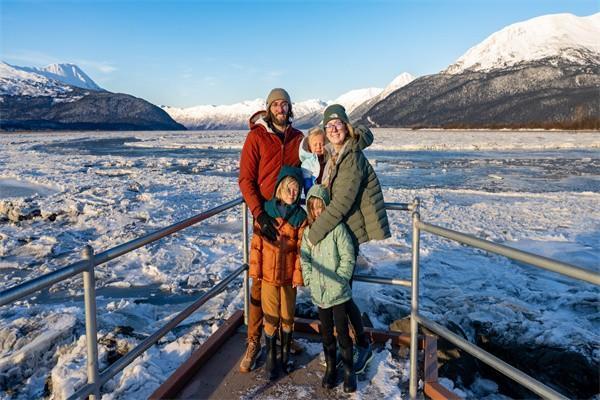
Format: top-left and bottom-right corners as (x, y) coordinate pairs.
(248, 110), (269, 131)
(299, 136), (312, 163)
(264, 165), (306, 228)
(306, 184), (330, 206)
(274, 165), (304, 200)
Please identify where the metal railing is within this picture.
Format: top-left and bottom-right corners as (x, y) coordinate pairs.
(407, 198), (600, 400)
(0, 197), (249, 400)
(1, 194), (597, 400)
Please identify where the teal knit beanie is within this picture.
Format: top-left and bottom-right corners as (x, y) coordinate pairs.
(322, 104), (349, 126)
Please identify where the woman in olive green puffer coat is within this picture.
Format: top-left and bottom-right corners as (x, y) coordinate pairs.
(305, 104), (390, 390)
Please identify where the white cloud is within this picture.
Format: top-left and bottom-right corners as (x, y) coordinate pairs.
(2, 50), (116, 74)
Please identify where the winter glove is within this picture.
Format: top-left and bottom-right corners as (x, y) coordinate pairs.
(257, 212), (278, 242)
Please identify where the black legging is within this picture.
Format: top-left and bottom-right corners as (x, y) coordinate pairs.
(345, 293), (369, 348)
(318, 301), (352, 350)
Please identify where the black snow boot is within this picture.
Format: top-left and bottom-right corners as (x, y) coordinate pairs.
(264, 332), (279, 381)
(340, 345), (357, 393)
(322, 342), (338, 389)
(280, 330), (292, 374)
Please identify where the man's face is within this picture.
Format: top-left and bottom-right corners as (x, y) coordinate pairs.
(270, 99), (290, 126)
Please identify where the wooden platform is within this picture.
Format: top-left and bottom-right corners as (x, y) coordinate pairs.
(150, 310), (460, 400)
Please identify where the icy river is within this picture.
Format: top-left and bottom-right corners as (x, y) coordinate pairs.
(0, 130), (598, 399)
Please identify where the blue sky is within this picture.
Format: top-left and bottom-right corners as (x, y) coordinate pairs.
(1, 0), (598, 107)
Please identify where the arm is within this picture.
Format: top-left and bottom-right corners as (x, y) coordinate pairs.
(307, 153), (364, 245)
(299, 229), (312, 287)
(334, 224), (356, 282)
(238, 131), (264, 219)
(248, 228), (263, 279)
(354, 124), (373, 151)
(293, 228), (305, 287)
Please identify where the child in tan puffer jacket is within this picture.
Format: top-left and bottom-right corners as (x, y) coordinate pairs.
(249, 166), (307, 380)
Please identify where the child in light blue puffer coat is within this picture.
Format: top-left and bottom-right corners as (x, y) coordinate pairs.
(300, 184), (357, 393)
(299, 127), (327, 196)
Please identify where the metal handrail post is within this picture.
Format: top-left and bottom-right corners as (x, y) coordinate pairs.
(82, 246), (100, 400)
(409, 197), (421, 400)
(242, 203), (250, 325)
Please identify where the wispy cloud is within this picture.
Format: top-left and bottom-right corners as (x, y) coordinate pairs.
(2, 50), (116, 74)
(75, 59), (117, 73)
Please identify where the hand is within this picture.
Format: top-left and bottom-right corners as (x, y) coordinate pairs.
(257, 212), (278, 242)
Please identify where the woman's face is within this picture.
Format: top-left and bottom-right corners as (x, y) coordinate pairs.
(325, 119), (347, 147)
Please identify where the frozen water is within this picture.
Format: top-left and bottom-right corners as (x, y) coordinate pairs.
(0, 129), (598, 399)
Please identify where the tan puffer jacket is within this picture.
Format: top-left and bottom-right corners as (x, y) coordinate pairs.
(249, 217), (307, 286)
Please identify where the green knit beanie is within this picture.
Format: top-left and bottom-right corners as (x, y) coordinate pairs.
(266, 88), (291, 110)
(322, 104), (349, 126)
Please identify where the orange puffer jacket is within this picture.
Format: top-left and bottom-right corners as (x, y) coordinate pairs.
(239, 111), (304, 219)
(249, 217), (307, 286)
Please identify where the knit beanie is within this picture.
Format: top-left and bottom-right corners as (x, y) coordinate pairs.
(266, 88), (292, 110)
(322, 104), (349, 126)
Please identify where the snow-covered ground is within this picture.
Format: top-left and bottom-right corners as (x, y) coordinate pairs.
(0, 130), (598, 399)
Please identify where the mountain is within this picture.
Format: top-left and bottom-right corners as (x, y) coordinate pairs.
(445, 13), (600, 74)
(163, 86), (389, 130)
(0, 62), (185, 131)
(161, 98), (329, 130)
(18, 63), (104, 91)
(333, 87), (383, 114)
(360, 13), (600, 129)
(349, 72), (414, 120)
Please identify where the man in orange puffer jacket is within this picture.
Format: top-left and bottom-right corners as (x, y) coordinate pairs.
(238, 88), (304, 372)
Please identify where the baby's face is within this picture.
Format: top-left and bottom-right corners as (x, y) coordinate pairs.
(308, 135), (325, 156)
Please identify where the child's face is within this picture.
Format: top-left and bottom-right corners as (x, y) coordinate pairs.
(281, 180), (300, 205)
(308, 134), (325, 156)
(310, 200), (325, 219)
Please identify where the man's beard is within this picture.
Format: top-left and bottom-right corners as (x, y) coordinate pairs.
(269, 110), (288, 127)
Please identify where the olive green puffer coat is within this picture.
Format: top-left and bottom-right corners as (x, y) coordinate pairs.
(307, 125), (390, 247)
(301, 184), (355, 309)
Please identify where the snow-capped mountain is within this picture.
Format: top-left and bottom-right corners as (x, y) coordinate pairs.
(2, 62), (103, 91)
(1, 61), (184, 131)
(332, 87), (382, 114)
(0, 62), (75, 97)
(26, 63), (103, 90)
(379, 72), (416, 99)
(161, 98), (329, 130)
(445, 13), (600, 74)
(362, 12), (600, 129)
(164, 79), (412, 130)
(349, 72), (415, 119)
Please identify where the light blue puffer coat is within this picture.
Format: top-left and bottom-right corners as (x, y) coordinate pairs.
(300, 184), (355, 309)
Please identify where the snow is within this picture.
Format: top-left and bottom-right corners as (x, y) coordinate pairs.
(333, 87), (383, 114)
(445, 13), (600, 74)
(0, 62), (102, 98)
(0, 62), (73, 97)
(161, 74), (414, 129)
(378, 72), (416, 100)
(20, 63), (103, 91)
(0, 129), (598, 399)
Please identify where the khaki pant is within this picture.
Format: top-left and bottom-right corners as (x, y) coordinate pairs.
(247, 278), (263, 343)
(261, 282), (296, 336)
